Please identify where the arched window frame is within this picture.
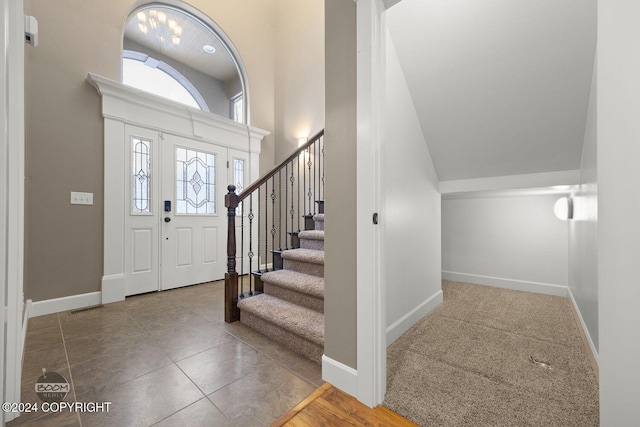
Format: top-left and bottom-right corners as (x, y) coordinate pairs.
(123, 0), (250, 124)
(123, 50), (210, 112)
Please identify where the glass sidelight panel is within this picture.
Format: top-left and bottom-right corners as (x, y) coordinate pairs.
(132, 138), (151, 213)
(176, 147), (215, 215)
(234, 158), (245, 215)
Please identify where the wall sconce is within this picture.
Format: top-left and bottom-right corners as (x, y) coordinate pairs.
(554, 197), (573, 220)
(298, 137), (308, 147)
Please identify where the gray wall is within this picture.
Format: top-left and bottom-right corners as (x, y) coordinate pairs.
(274, 0), (325, 163)
(568, 56), (598, 352)
(123, 38), (234, 118)
(598, 0), (640, 422)
(324, 0), (357, 369)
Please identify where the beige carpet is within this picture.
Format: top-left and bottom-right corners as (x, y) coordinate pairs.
(384, 281), (599, 426)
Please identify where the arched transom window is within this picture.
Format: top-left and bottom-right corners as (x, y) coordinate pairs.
(122, 3), (248, 123)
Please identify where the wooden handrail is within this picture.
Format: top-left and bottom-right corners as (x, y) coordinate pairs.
(238, 129), (324, 201)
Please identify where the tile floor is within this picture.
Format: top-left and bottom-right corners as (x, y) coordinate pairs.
(9, 280), (322, 427)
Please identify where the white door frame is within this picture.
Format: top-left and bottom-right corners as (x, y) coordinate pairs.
(356, 0), (387, 407)
(87, 74), (268, 304)
(1, 0), (26, 422)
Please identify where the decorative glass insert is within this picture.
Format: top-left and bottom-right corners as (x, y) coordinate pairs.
(234, 158), (245, 215)
(176, 147), (215, 215)
(234, 159), (245, 193)
(132, 138), (151, 213)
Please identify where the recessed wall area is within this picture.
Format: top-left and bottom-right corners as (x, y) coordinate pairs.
(442, 191), (570, 294)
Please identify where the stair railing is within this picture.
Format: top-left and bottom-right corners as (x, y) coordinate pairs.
(225, 129), (325, 322)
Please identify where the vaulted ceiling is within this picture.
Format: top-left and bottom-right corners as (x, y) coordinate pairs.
(386, 0), (597, 181)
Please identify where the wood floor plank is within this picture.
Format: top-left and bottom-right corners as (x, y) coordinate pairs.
(293, 400), (357, 427)
(271, 382), (333, 426)
(272, 383), (417, 427)
(318, 389), (418, 427)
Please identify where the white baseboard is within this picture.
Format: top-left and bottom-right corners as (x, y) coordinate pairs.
(567, 287), (599, 365)
(386, 290), (443, 345)
(30, 292), (102, 318)
(442, 271), (568, 297)
(322, 354), (358, 397)
(101, 274), (125, 304)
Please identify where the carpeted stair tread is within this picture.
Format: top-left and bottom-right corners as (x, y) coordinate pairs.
(298, 230), (325, 241)
(281, 248), (324, 265)
(313, 214), (324, 230)
(238, 294), (324, 345)
(261, 269), (324, 299)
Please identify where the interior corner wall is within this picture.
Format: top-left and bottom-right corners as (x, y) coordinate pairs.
(324, 0), (357, 369)
(383, 29), (441, 343)
(274, 0), (325, 163)
(568, 54), (598, 353)
(442, 193), (569, 292)
(598, 0), (640, 422)
(23, 0), (276, 302)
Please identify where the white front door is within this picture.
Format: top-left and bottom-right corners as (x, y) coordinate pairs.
(160, 134), (228, 290)
(124, 126), (229, 296)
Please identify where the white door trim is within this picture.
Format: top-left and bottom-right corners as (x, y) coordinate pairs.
(356, 0), (387, 408)
(2, 0), (26, 422)
(87, 74), (268, 303)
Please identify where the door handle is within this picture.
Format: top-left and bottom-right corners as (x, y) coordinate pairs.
(164, 217), (171, 223)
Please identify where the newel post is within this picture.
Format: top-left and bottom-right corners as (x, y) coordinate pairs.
(225, 185), (241, 322)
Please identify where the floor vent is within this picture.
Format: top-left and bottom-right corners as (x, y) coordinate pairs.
(70, 304), (104, 314)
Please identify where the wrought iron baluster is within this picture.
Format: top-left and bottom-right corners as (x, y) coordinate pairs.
(314, 141), (317, 213)
(257, 187), (261, 273)
(321, 136), (325, 202)
(307, 146), (312, 215)
(248, 193), (254, 294)
(265, 181), (268, 272)
(278, 170), (282, 250)
(271, 176), (276, 270)
(240, 200), (244, 297)
(290, 160), (295, 247)
(297, 155), (300, 232)
(303, 150), (306, 217)
(285, 164), (288, 250)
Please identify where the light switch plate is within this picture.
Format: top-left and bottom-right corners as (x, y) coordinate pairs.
(70, 192), (93, 205)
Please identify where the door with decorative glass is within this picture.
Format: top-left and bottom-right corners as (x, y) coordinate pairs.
(161, 134), (227, 290)
(125, 125), (160, 296)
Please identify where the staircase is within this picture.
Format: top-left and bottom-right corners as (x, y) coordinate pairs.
(238, 213), (324, 363)
(224, 130), (325, 364)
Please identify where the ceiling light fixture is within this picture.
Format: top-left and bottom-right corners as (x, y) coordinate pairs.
(136, 9), (181, 46)
(203, 44), (216, 54)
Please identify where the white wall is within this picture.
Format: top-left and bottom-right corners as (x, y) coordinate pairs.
(598, 0), (640, 422)
(568, 56), (598, 354)
(383, 30), (442, 344)
(442, 193), (569, 295)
